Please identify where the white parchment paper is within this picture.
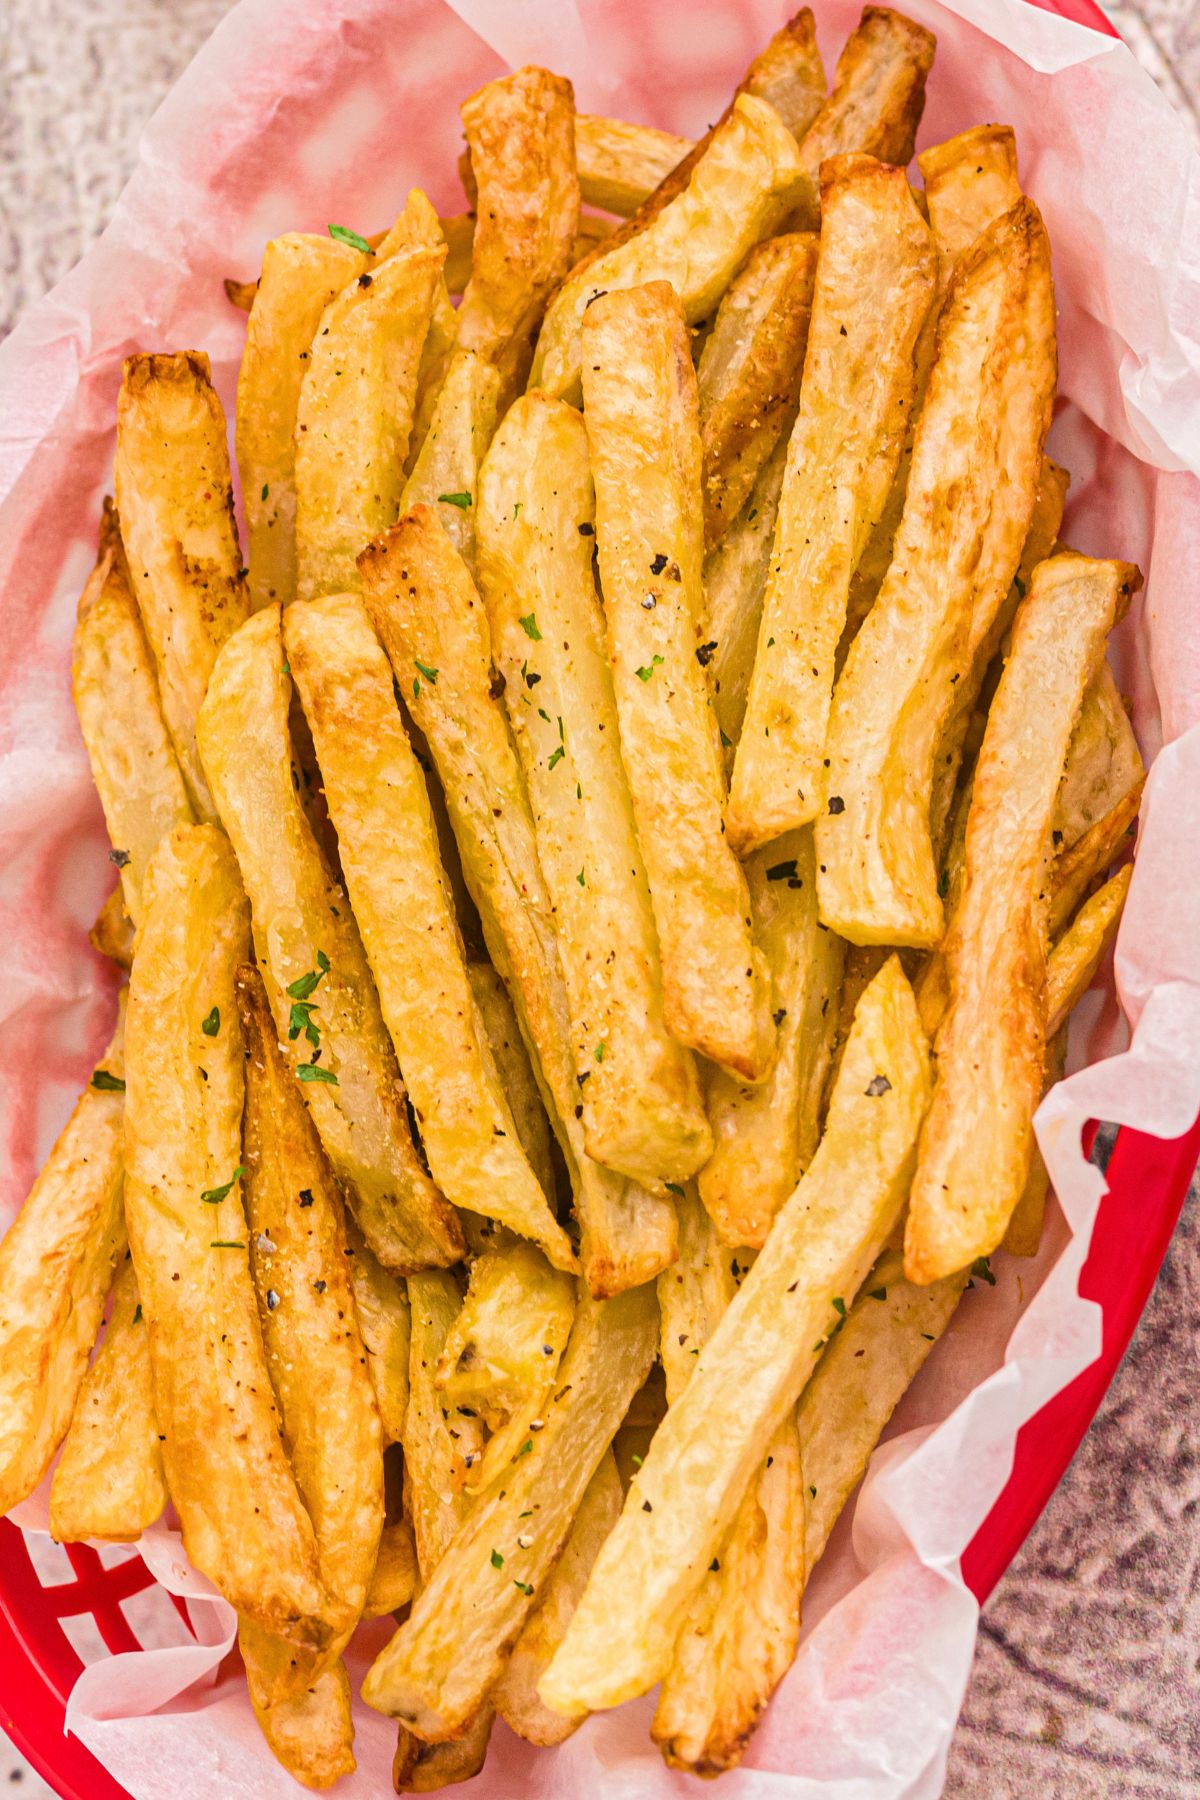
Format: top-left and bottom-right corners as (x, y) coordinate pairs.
(2, 1), (1199, 1794)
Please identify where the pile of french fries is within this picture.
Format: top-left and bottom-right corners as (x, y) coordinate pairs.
(0, 5), (1146, 1789)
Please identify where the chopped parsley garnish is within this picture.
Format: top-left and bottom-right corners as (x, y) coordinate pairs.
(664, 1182), (685, 1197)
(210, 1240), (245, 1250)
(831, 1296), (847, 1318)
(286, 951), (330, 1003)
(594, 1041), (606, 1061)
(519, 612), (543, 641)
(516, 1440), (533, 1457)
(576, 868), (586, 887)
(90, 1069), (126, 1092)
(201, 1006), (221, 1038)
(288, 1000), (320, 1047)
(938, 868), (950, 900)
(514, 1579), (534, 1595)
(869, 1286), (888, 1301)
(635, 655), (664, 682)
(261, 482), (270, 501)
(414, 660), (438, 684)
(438, 491), (472, 510)
(490, 1548), (504, 1569)
(329, 223), (373, 254)
(720, 727), (733, 748)
(201, 1166), (246, 1205)
(547, 745), (565, 770)
(298, 1064), (339, 1085)
(132, 1303), (143, 1324)
(971, 1255), (997, 1287)
(631, 1453), (643, 1467)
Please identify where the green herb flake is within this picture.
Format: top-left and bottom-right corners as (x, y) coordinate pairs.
(132, 1303), (143, 1324)
(490, 1548), (504, 1569)
(576, 868), (586, 887)
(594, 1041), (606, 1062)
(519, 612), (543, 641)
(514, 1579), (534, 1595)
(261, 483), (270, 501)
(720, 727), (733, 748)
(631, 1453), (643, 1468)
(868, 1286), (888, 1302)
(90, 1069), (126, 1092)
(288, 1000), (320, 1047)
(438, 491), (472, 510)
(516, 1440), (533, 1457)
(201, 1006), (221, 1038)
(201, 1165), (246, 1205)
(547, 745), (565, 770)
(635, 655), (664, 682)
(298, 1064), (339, 1085)
(286, 951), (330, 1002)
(513, 502), (522, 520)
(937, 868), (950, 900)
(413, 660), (438, 686)
(831, 1296), (846, 1318)
(809, 1485), (817, 1499)
(971, 1255), (997, 1287)
(328, 223), (374, 255)
(210, 1239), (246, 1250)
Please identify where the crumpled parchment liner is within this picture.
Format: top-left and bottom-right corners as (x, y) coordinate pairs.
(1, 1), (1199, 1794)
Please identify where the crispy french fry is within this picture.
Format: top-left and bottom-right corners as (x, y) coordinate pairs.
(250, 1664), (356, 1792)
(1046, 863), (1132, 1038)
(236, 233), (366, 609)
(707, 439), (788, 758)
(399, 350), (501, 576)
(456, 67), (580, 399)
(0, 1001), (125, 1517)
(540, 956), (930, 1712)
(493, 1448), (623, 1746)
(346, 1217), (411, 1446)
(798, 1246), (966, 1568)
(531, 94), (805, 402)
(405, 1271), (484, 1577)
(906, 556), (1140, 1283)
(363, 1281), (658, 1738)
(114, 352), (249, 819)
(466, 964), (557, 1209)
(198, 605), (463, 1274)
(364, 1519), (419, 1619)
(1049, 774), (1142, 937)
(1055, 662), (1145, 846)
(699, 830), (845, 1248)
(817, 199), (1058, 946)
(284, 592), (573, 1269)
(123, 824), (326, 1636)
(575, 116), (692, 215)
(584, 283), (772, 1079)
(474, 396), (714, 1181)
(48, 1254), (166, 1543)
(393, 1711), (494, 1793)
(1003, 1026), (1068, 1258)
(727, 155), (937, 852)
(361, 513), (678, 1289)
(237, 963), (384, 1708)
(698, 232), (818, 548)
(789, 6), (936, 229)
(295, 195), (445, 602)
(72, 508), (195, 924)
(89, 887), (135, 970)
(407, 276), (459, 476)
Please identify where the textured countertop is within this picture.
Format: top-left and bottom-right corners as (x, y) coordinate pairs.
(2, 3), (1199, 1796)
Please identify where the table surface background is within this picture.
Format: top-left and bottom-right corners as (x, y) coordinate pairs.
(2, 2), (1199, 1795)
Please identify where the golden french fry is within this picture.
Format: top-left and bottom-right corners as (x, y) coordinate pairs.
(698, 232), (818, 549)
(197, 605), (463, 1275)
(531, 94), (805, 402)
(0, 1001), (125, 1518)
(1003, 1026), (1068, 1258)
(284, 592), (573, 1270)
(48, 1254), (166, 1543)
(583, 283), (772, 1079)
(789, 6), (936, 229)
(365, 498), (689, 1256)
(114, 352), (249, 819)
(363, 1282), (658, 1739)
(1055, 662), (1145, 847)
(124, 825), (326, 1637)
(817, 199), (1058, 947)
(798, 1245), (966, 1569)
(906, 556), (1140, 1283)
(237, 963), (384, 1709)
(1046, 863), (1132, 1038)
(345, 1217), (410, 1446)
(493, 1448), (623, 1746)
(699, 830), (845, 1248)
(727, 155), (937, 852)
(72, 507), (194, 925)
(707, 439), (788, 757)
(393, 1711), (494, 1793)
(467, 963), (557, 1203)
(407, 276), (458, 473)
(540, 956), (930, 1713)
(575, 115), (692, 215)
(236, 233), (367, 609)
(89, 887), (135, 971)
(399, 350), (501, 576)
(295, 196), (445, 602)
(404, 1271), (484, 1577)
(1049, 774), (1142, 937)
(364, 1519), (419, 1619)
(456, 67), (579, 399)
(250, 1663), (356, 1792)
(475, 397), (715, 1176)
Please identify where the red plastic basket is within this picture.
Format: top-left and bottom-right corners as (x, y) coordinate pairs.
(6, 1), (1195, 1796)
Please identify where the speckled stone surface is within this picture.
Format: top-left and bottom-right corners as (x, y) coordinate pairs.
(2, 4), (1199, 1796)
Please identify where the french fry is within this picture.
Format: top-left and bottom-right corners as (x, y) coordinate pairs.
(455, 67), (580, 399)
(789, 6), (937, 229)
(363, 1282), (659, 1739)
(466, 964), (557, 1208)
(89, 887), (135, 971)
(1003, 1026), (1068, 1258)
(817, 199), (1058, 947)
(404, 1271), (485, 1578)
(237, 963), (384, 1712)
(575, 115), (692, 215)
(493, 1448), (623, 1746)
(346, 1218), (411, 1447)
(72, 506), (194, 924)
(197, 605), (463, 1275)
(393, 1711), (494, 1792)
(727, 156), (937, 852)
(706, 439), (788, 757)
(399, 350), (501, 576)
(406, 276), (459, 476)
(905, 556), (1140, 1283)
(697, 232), (818, 549)
(1049, 774), (1142, 937)
(123, 824), (326, 1637)
(48, 1255), (166, 1543)
(583, 283), (773, 1079)
(1055, 662), (1145, 846)
(284, 592), (574, 1270)
(474, 396), (713, 1180)
(365, 499), (691, 1255)
(225, 273), (258, 311)
(0, 1000), (125, 1517)
(699, 830), (845, 1248)
(250, 1665), (356, 1791)
(114, 352), (249, 818)
(364, 1519), (419, 1619)
(1046, 863), (1132, 1038)
(236, 233), (366, 609)
(294, 194), (445, 602)
(797, 1246), (967, 1568)
(651, 1193), (804, 1772)
(531, 94), (806, 402)
(540, 956), (930, 1713)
